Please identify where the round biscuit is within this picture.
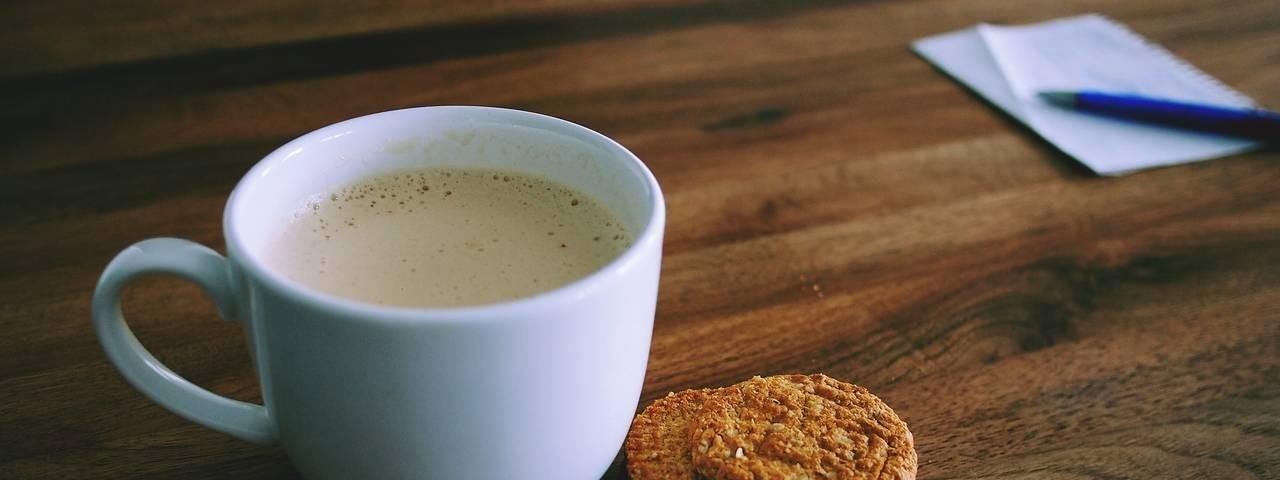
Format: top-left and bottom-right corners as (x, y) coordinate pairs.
(689, 374), (916, 480)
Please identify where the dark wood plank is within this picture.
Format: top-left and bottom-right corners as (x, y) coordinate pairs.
(2, 0), (1279, 478)
(0, 0), (708, 78)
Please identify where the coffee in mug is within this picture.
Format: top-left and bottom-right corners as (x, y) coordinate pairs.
(267, 166), (632, 307)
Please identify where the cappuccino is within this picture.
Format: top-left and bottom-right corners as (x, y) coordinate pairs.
(266, 167), (631, 308)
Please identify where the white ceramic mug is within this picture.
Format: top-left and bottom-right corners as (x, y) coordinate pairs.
(91, 107), (665, 479)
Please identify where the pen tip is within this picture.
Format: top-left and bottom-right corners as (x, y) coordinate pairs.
(1038, 91), (1076, 107)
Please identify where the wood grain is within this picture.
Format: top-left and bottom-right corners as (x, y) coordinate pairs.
(2, 0), (1279, 479)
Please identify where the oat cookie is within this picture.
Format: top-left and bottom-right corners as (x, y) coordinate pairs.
(689, 374), (916, 480)
(625, 388), (722, 479)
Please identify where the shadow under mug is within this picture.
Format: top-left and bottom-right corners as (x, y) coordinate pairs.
(91, 107), (665, 480)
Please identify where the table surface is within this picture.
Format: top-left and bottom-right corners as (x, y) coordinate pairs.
(3, 0), (1279, 478)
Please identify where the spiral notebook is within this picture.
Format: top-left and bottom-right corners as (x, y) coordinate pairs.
(912, 14), (1260, 175)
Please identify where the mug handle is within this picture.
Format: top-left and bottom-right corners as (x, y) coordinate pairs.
(92, 238), (277, 444)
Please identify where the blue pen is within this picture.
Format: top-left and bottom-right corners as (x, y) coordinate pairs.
(1038, 90), (1280, 141)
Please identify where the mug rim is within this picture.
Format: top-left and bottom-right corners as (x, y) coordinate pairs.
(223, 106), (665, 325)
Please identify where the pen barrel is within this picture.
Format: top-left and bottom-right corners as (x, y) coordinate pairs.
(1076, 92), (1280, 140)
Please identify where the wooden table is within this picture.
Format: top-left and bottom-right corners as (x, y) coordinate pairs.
(3, 1), (1278, 478)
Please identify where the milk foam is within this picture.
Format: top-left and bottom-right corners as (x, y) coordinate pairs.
(267, 167), (631, 308)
